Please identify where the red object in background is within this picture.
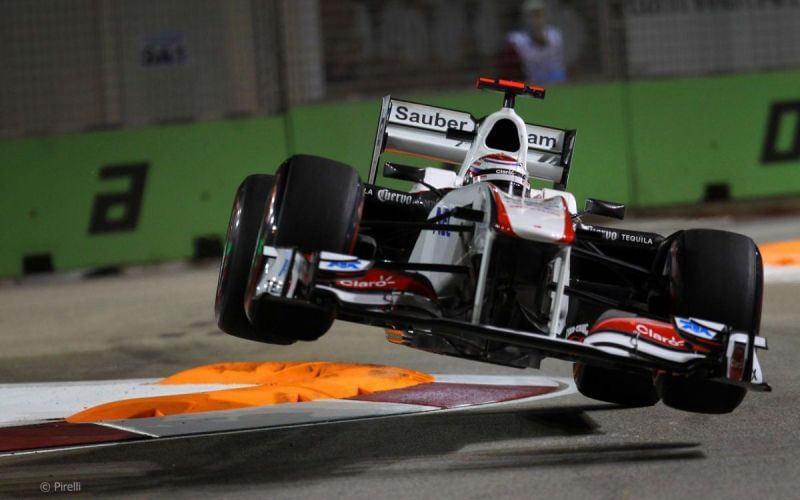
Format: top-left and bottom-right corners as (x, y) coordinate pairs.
(476, 76), (546, 99)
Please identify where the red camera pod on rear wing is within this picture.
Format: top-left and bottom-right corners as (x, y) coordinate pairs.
(476, 77), (545, 107)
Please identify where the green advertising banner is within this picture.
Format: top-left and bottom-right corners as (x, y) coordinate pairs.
(2, 70), (799, 277)
(0, 117), (287, 277)
(628, 71), (800, 205)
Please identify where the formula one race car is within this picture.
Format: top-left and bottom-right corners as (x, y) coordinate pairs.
(215, 77), (769, 414)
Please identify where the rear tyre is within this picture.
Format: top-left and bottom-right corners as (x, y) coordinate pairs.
(246, 155), (363, 341)
(215, 175), (294, 345)
(656, 229), (762, 414)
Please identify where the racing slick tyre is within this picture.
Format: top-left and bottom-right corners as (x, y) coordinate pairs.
(573, 364), (660, 407)
(573, 310), (660, 407)
(215, 175), (294, 345)
(245, 155), (364, 342)
(656, 229), (763, 414)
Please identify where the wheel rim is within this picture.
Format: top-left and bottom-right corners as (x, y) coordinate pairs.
(215, 193), (244, 318)
(244, 171), (285, 315)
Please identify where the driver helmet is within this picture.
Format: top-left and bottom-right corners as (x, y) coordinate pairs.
(465, 153), (529, 196)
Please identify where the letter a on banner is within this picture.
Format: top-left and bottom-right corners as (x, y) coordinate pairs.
(762, 101), (800, 164)
(88, 163), (149, 234)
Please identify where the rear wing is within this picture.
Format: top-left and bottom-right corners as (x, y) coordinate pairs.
(368, 96), (576, 190)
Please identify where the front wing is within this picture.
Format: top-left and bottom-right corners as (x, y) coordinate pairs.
(254, 245), (770, 393)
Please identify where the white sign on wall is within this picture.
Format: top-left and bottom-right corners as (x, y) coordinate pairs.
(139, 31), (188, 68)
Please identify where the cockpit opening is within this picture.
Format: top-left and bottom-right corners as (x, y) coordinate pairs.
(485, 119), (521, 152)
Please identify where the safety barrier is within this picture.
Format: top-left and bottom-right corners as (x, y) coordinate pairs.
(628, 71), (800, 205)
(0, 117), (287, 277)
(2, 70), (799, 276)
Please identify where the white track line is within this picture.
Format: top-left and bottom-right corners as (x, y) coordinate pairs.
(0, 379), (254, 427)
(101, 399), (442, 438)
(764, 266), (800, 283)
(103, 376), (576, 438)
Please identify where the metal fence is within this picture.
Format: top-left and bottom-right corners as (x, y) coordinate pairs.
(2, 0), (800, 139)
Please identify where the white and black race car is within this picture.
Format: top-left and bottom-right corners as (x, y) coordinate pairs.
(215, 77), (769, 414)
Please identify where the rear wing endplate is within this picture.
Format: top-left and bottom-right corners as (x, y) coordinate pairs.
(368, 96), (576, 190)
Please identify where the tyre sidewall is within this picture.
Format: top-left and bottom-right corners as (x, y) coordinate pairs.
(661, 229), (762, 413)
(215, 175), (294, 345)
(245, 155), (363, 341)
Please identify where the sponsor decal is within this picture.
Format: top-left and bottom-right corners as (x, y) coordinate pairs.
(593, 318), (688, 349)
(335, 269), (437, 300)
(581, 225), (657, 246)
(337, 274), (396, 289)
(527, 133), (558, 150)
(621, 233), (654, 245)
(525, 124), (564, 152)
(635, 323), (685, 348)
(676, 318), (716, 340)
(566, 323), (589, 335)
(326, 261), (360, 270)
(434, 206), (451, 237)
(320, 260), (369, 271)
(470, 166), (526, 178)
(583, 224), (618, 241)
(565, 323), (589, 341)
(377, 188), (413, 205)
(391, 104), (472, 132)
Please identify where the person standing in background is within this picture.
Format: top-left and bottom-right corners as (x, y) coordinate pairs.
(499, 0), (567, 84)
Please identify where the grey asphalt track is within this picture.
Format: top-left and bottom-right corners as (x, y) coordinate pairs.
(0, 216), (798, 499)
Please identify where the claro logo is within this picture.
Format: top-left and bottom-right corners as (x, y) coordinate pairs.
(635, 323), (685, 348)
(337, 275), (396, 289)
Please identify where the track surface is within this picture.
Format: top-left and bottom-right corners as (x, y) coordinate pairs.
(1, 216), (799, 498)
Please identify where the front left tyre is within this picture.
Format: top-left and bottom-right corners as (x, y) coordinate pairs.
(244, 154), (364, 342)
(573, 310), (660, 408)
(573, 363), (660, 407)
(215, 174), (294, 344)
